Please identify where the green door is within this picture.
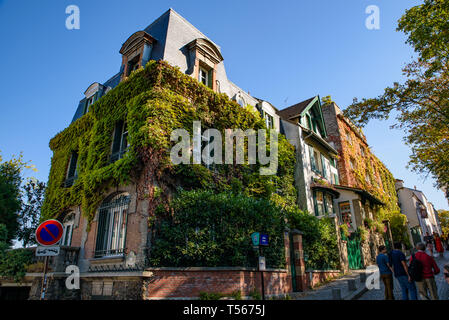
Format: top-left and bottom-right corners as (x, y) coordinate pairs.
(410, 227), (422, 247)
(347, 233), (364, 270)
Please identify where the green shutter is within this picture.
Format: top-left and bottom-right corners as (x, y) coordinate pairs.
(95, 209), (109, 256)
(309, 146), (316, 171)
(207, 69), (213, 88)
(321, 154), (326, 178)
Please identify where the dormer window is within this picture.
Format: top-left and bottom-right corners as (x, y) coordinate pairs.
(119, 31), (155, 82)
(84, 95), (95, 114)
(65, 152), (78, 187)
(199, 68), (208, 86)
(110, 120), (129, 163)
(265, 114), (274, 129)
(127, 54), (141, 76)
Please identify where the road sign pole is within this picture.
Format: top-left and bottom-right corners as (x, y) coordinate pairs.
(40, 256), (49, 300)
(259, 247), (265, 301)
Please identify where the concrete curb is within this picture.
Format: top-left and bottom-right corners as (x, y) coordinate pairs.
(345, 285), (368, 300)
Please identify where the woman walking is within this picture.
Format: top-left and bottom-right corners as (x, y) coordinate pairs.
(434, 232), (444, 258)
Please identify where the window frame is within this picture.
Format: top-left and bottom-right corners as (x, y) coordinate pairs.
(94, 194), (130, 258)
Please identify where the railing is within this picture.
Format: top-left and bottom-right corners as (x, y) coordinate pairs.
(94, 248), (125, 259)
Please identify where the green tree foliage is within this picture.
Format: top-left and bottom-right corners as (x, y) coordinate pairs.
(0, 224), (33, 282)
(438, 209), (449, 240)
(286, 207), (340, 270)
(0, 153), (35, 244)
(380, 210), (412, 249)
(17, 179), (46, 247)
(344, 0), (449, 191)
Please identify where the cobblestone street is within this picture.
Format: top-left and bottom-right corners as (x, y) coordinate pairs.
(359, 251), (449, 300)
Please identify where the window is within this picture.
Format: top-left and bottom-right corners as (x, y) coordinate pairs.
(127, 55), (141, 76)
(349, 157), (356, 170)
(346, 130), (352, 145)
(365, 171), (371, 185)
(325, 193), (334, 215)
(360, 145), (366, 157)
(333, 173), (339, 185)
(84, 95), (95, 114)
(199, 68), (208, 86)
(338, 201), (352, 227)
(309, 146), (321, 174)
(95, 193), (130, 258)
(65, 152), (78, 187)
(320, 154), (327, 179)
(314, 191), (325, 216)
(61, 213), (75, 246)
(110, 120), (129, 163)
(92, 281), (113, 299)
(265, 114), (274, 129)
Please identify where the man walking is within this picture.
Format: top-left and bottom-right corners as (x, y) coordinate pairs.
(410, 242), (440, 300)
(376, 245), (394, 300)
(390, 242), (418, 300)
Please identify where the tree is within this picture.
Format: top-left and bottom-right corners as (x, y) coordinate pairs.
(0, 223), (33, 282)
(344, 0), (449, 191)
(17, 179), (46, 247)
(438, 209), (449, 240)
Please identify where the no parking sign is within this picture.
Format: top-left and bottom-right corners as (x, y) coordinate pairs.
(35, 220), (64, 246)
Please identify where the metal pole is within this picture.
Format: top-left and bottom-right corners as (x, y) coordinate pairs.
(40, 256), (49, 300)
(259, 247), (265, 300)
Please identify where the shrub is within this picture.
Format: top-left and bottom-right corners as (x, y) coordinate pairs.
(149, 190), (286, 268)
(286, 207), (340, 270)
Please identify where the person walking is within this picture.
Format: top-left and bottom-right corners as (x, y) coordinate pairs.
(410, 242), (440, 300)
(376, 245), (395, 300)
(444, 265), (449, 286)
(424, 232), (434, 256)
(390, 242), (418, 300)
(433, 232), (444, 258)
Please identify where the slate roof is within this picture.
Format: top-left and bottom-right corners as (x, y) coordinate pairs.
(277, 97), (316, 120)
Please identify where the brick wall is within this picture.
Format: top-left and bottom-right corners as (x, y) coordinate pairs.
(142, 269), (292, 299)
(305, 270), (342, 288)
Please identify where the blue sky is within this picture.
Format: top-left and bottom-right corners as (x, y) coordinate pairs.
(0, 0), (447, 210)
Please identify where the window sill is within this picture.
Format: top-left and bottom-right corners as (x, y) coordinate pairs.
(90, 255), (124, 265)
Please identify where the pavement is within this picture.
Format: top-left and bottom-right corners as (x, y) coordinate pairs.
(292, 270), (368, 300)
(358, 250), (449, 300)
(292, 250), (449, 300)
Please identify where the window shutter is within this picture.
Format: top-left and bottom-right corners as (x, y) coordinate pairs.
(112, 121), (124, 154)
(309, 146), (316, 171)
(207, 69), (213, 88)
(321, 154), (326, 178)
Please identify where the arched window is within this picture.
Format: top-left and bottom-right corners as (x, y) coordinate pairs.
(95, 193), (130, 258)
(61, 212), (75, 246)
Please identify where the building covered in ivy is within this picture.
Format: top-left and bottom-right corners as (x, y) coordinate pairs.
(1, 8), (349, 300)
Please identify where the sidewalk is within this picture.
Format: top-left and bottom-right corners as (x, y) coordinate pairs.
(358, 250), (449, 300)
(292, 270), (368, 300)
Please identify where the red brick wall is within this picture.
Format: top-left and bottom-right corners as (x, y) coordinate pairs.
(305, 271), (341, 288)
(143, 269), (292, 299)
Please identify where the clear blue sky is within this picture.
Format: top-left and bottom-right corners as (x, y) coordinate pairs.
(0, 0), (447, 210)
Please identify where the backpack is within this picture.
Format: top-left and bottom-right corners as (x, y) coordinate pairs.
(408, 254), (423, 282)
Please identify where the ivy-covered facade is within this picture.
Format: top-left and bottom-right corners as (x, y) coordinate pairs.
(20, 9), (345, 300)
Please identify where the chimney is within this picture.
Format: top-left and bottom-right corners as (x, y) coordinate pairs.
(414, 186), (417, 190)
